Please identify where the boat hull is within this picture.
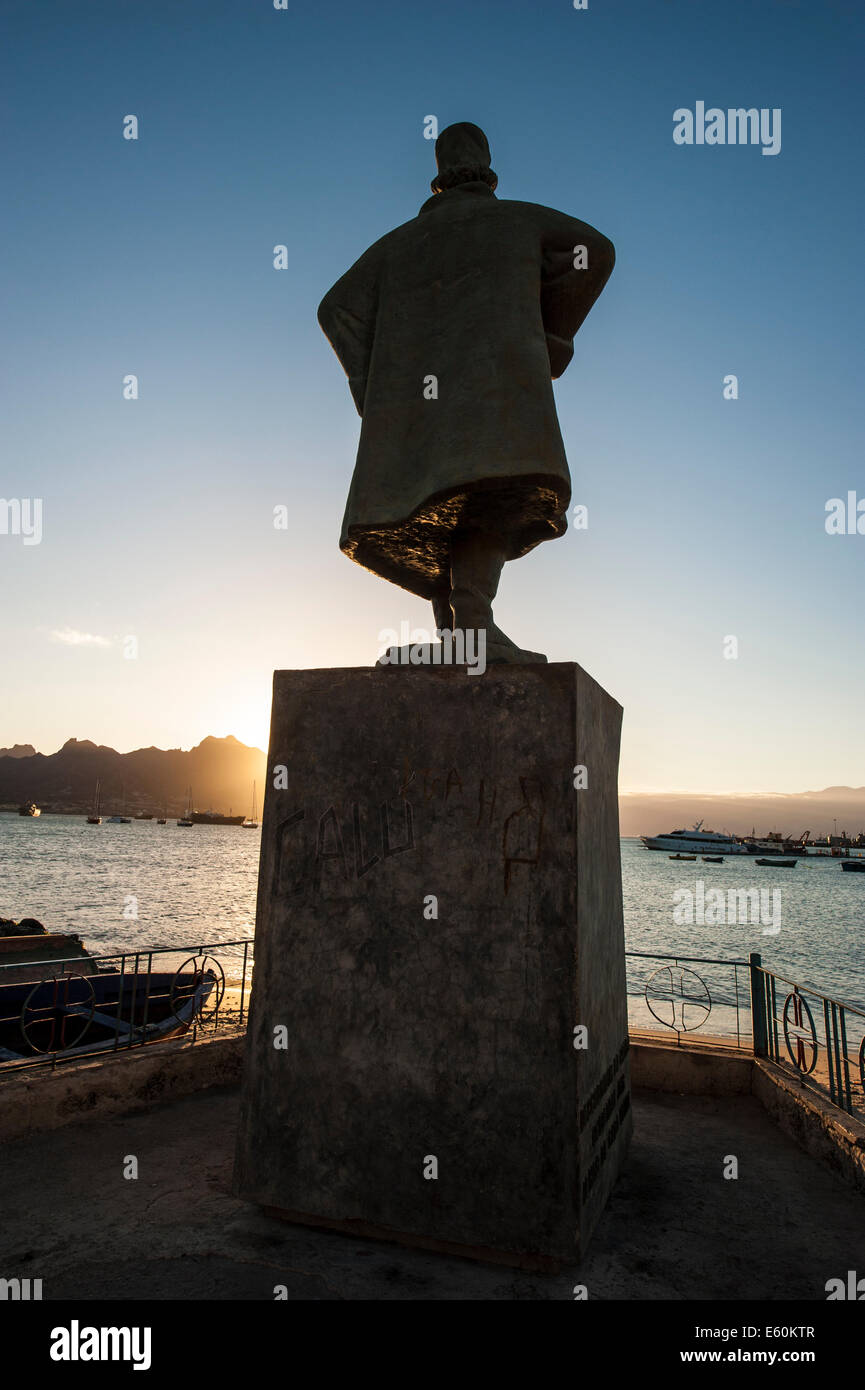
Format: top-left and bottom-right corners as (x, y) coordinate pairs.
(0, 967), (217, 1062)
(190, 812), (244, 826)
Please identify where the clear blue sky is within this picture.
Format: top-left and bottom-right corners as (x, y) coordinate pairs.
(1, 0), (863, 792)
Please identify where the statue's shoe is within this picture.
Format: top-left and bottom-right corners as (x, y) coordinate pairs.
(485, 638), (548, 664)
(445, 618), (548, 665)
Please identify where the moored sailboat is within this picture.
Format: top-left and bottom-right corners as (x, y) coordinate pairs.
(107, 783), (131, 824)
(242, 782), (259, 829)
(86, 779), (102, 824)
(177, 787), (194, 827)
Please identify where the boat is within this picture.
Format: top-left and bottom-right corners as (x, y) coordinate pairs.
(177, 786), (194, 827)
(755, 857), (797, 868)
(669, 854), (697, 860)
(841, 860), (865, 873)
(0, 934), (218, 1063)
(741, 830), (809, 857)
(702, 856), (724, 863)
(17, 802), (40, 817)
(191, 810), (244, 826)
(86, 779), (102, 824)
(107, 783), (131, 823)
(642, 821), (746, 855)
(156, 817), (167, 825)
(242, 782), (259, 829)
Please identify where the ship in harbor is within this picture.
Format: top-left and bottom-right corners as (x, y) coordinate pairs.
(190, 809), (244, 826)
(740, 828), (810, 856)
(641, 821), (747, 855)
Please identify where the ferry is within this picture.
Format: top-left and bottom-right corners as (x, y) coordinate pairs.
(641, 821), (747, 855)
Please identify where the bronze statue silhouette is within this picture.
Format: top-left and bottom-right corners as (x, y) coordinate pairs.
(318, 122), (614, 662)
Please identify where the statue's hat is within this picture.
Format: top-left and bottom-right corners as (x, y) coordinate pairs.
(431, 122), (498, 193)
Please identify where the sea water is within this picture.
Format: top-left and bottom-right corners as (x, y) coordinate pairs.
(1, 816), (863, 1038)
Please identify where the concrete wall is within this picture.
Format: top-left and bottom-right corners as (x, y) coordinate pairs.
(752, 1059), (865, 1196)
(0, 1035), (243, 1143)
(630, 1039), (752, 1095)
(632, 1037), (865, 1196)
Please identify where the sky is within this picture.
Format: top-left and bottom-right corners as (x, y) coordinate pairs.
(1, 0), (863, 793)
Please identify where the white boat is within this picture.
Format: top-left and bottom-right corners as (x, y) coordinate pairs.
(641, 820), (747, 855)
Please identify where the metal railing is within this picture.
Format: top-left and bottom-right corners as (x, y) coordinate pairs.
(626, 949), (751, 1047)
(627, 948), (865, 1117)
(750, 953), (865, 1117)
(0, 938), (253, 1074)
(5, 936), (863, 1119)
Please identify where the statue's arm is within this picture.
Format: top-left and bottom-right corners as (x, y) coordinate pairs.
(317, 247), (382, 414)
(539, 211), (615, 378)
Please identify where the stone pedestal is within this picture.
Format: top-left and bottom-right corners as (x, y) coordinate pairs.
(233, 662), (632, 1267)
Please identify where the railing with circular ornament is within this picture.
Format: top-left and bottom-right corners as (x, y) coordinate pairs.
(168, 954), (226, 1031)
(627, 950), (750, 1047)
(0, 938), (253, 1072)
(626, 950), (865, 1118)
(644, 963), (712, 1034)
(19, 973), (97, 1055)
(750, 955), (865, 1117)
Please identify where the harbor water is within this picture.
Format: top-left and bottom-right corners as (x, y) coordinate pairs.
(1, 816), (863, 1039)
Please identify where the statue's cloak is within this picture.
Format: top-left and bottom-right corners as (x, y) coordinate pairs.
(318, 181), (614, 599)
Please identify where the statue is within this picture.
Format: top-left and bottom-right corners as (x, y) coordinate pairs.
(318, 122), (615, 663)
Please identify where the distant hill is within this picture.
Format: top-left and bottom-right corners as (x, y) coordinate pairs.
(0, 736), (266, 817)
(4, 736), (864, 836)
(620, 788), (865, 840)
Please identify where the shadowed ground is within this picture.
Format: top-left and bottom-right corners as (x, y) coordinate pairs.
(1, 1087), (861, 1300)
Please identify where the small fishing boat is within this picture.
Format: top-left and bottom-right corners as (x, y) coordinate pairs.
(17, 802), (41, 817)
(841, 860), (865, 873)
(0, 935), (218, 1062)
(755, 857), (797, 868)
(702, 856), (724, 863)
(669, 854), (697, 860)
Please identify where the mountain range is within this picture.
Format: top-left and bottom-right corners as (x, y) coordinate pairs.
(0, 737), (266, 817)
(619, 787), (865, 839)
(2, 737), (863, 835)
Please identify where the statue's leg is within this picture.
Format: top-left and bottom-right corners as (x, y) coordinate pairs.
(431, 589), (452, 635)
(447, 529), (547, 664)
